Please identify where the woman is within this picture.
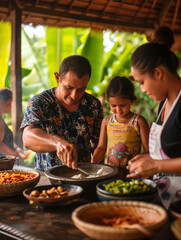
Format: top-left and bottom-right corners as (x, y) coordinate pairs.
(127, 43), (181, 208)
(0, 88), (27, 158)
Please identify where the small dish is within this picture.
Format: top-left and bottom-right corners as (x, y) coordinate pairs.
(0, 155), (17, 171)
(23, 184), (83, 207)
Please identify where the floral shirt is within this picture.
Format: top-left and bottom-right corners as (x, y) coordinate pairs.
(20, 89), (103, 171)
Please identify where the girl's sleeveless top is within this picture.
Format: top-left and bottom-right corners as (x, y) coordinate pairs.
(106, 114), (141, 176)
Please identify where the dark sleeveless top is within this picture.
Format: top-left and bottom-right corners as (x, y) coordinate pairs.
(0, 117), (14, 157)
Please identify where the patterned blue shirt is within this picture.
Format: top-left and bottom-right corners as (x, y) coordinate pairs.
(20, 89), (103, 171)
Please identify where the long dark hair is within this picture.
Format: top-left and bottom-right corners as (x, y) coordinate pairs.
(131, 43), (179, 75)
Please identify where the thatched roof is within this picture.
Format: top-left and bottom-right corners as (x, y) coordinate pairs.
(1, 0), (181, 36)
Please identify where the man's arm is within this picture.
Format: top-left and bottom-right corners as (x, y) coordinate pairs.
(22, 125), (77, 168)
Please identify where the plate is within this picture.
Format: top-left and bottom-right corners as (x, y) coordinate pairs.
(23, 184), (83, 207)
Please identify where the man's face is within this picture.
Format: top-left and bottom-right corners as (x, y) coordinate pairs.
(55, 71), (90, 106)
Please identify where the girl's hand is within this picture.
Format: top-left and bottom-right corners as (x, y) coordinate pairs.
(126, 154), (158, 178)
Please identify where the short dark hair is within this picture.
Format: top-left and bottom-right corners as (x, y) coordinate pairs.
(59, 55), (91, 79)
(106, 76), (136, 101)
(0, 88), (12, 101)
(131, 43), (179, 75)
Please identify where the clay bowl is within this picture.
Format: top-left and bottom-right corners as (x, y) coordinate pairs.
(0, 155), (17, 171)
(45, 163), (118, 187)
(23, 184), (83, 207)
(72, 200), (168, 240)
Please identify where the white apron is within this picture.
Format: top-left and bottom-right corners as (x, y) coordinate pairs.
(149, 90), (181, 209)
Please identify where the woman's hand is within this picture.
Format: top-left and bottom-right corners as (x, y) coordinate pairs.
(16, 148), (31, 159)
(56, 140), (77, 169)
(126, 153), (158, 178)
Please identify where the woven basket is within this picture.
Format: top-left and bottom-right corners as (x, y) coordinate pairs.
(0, 170), (40, 197)
(72, 201), (168, 240)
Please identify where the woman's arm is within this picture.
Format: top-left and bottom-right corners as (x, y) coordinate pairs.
(138, 116), (150, 153)
(22, 125), (77, 168)
(91, 117), (108, 163)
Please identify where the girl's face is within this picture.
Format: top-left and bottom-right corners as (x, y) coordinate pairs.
(108, 96), (132, 119)
(131, 66), (166, 102)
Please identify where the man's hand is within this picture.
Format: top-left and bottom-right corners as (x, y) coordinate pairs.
(56, 140), (77, 169)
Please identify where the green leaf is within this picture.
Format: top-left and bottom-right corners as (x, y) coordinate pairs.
(77, 30), (104, 91)
(0, 21), (11, 88)
(46, 27), (74, 88)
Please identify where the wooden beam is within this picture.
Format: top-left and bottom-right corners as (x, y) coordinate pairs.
(10, 5), (23, 151)
(23, 5), (154, 30)
(157, 0), (173, 25)
(172, 0), (180, 29)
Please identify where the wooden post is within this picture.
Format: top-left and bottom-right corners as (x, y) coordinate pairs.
(10, 6), (23, 151)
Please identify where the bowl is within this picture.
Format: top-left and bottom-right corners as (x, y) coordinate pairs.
(23, 184), (83, 207)
(0, 155), (17, 171)
(45, 163), (118, 187)
(96, 178), (158, 202)
(171, 218), (181, 240)
(72, 201), (168, 240)
(0, 169), (40, 197)
(169, 200), (181, 219)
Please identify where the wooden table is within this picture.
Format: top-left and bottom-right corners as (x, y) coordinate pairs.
(0, 172), (178, 240)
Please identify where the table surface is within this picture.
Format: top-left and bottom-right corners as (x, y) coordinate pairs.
(0, 171), (178, 240)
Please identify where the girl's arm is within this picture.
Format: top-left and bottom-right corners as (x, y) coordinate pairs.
(137, 116), (150, 153)
(91, 116), (108, 163)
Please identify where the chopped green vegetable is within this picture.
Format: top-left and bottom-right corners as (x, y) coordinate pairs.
(103, 179), (152, 194)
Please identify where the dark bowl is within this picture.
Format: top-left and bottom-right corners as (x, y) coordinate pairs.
(0, 155), (17, 171)
(45, 163), (118, 187)
(96, 178), (158, 203)
(169, 200), (181, 219)
(23, 184), (83, 207)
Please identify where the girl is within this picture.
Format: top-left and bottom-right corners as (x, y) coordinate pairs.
(127, 42), (181, 208)
(91, 76), (150, 177)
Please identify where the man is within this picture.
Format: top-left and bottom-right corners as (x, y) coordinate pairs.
(21, 55), (103, 171)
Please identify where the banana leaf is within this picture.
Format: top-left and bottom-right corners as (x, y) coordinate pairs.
(46, 27), (74, 88)
(0, 21), (11, 88)
(77, 30), (104, 92)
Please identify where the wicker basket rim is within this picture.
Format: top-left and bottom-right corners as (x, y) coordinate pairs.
(0, 169), (40, 186)
(72, 200), (168, 233)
